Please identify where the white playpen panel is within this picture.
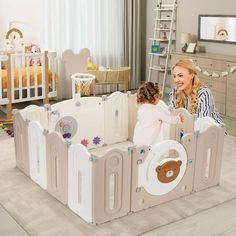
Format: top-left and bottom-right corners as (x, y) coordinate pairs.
(68, 143), (93, 223)
(20, 105), (48, 129)
(104, 92), (128, 144)
(128, 92), (137, 141)
(49, 97), (105, 148)
(14, 112), (30, 176)
(46, 132), (68, 204)
(28, 121), (47, 189)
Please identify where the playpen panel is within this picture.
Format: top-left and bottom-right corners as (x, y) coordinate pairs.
(49, 97), (104, 148)
(46, 132), (68, 204)
(28, 121), (47, 189)
(104, 92), (128, 144)
(92, 148), (132, 224)
(20, 105), (48, 129)
(131, 136), (196, 213)
(14, 112), (30, 176)
(128, 92), (137, 141)
(68, 144), (93, 223)
(169, 108), (195, 142)
(193, 125), (224, 191)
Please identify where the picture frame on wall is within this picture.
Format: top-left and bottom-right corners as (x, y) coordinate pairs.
(186, 43), (197, 53)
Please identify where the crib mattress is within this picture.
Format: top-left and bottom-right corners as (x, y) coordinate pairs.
(1, 67), (56, 89)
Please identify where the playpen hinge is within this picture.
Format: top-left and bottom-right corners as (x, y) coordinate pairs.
(75, 101), (81, 107)
(102, 95), (107, 101)
(187, 159), (193, 165)
(65, 140), (72, 147)
(194, 130), (200, 138)
(44, 104), (51, 111)
(136, 187), (142, 192)
(25, 119), (30, 126)
(50, 110), (60, 116)
(12, 109), (18, 115)
(128, 145), (136, 155)
(89, 155), (97, 162)
(127, 91), (131, 97)
(43, 129), (49, 136)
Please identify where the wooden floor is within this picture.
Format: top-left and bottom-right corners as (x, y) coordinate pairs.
(0, 117), (236, 235)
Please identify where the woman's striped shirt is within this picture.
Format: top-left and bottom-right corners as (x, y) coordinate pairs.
(168, 86), (224, 126)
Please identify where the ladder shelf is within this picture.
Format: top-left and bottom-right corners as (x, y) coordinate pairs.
(148, 0), (177, 97)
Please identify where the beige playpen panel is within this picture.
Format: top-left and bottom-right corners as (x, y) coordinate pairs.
(92, 148), (132, 224)
(130, 133), (196, 213)
(169, 108), (195, 142)
(193, 126), (224, 191)
(46, 132), (68, 204)
(14, 112), (30, 176)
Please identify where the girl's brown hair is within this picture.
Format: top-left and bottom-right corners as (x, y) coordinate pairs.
(172, 60), (202, 114)
(137, 82), (160, 104)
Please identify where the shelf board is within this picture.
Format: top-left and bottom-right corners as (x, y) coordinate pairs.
(155, 28), (176, 31)
(149, 66), (171, 72)
(154, 18), (174, 21)
(149, 52), (167, 57)
(149, 38), (169, 41)
(154, 8), (173, 11)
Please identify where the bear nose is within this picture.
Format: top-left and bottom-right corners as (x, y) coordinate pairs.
(166, 170), (174, 177)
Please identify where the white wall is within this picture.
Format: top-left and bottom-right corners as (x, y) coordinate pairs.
(0, 0), (44, 51)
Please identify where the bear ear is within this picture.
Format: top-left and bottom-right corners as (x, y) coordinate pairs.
(177, 160), (182, 166)
(156, 166), (161, 172)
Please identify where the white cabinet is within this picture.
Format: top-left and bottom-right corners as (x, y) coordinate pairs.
(171, 52), (236, 118)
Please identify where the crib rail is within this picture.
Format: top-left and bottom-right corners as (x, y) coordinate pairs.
(0, 54), (9, 105)
(10, 52), (46, 103)
(0, 51), (57, 119)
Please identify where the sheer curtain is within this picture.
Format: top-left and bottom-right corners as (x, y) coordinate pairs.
(43, 0), (125, 97)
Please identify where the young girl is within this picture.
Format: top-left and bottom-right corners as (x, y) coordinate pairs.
(133, 82), (182, 148)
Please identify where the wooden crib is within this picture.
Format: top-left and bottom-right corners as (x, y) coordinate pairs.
(0, 51), (57, 118)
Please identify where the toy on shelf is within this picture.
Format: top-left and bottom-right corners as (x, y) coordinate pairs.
(151, 44), (160, 54)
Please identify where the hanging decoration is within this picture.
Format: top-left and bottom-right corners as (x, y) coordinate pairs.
(190, 59), (236, 78)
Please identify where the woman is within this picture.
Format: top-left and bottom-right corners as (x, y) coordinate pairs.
(169, 59), (223, 126)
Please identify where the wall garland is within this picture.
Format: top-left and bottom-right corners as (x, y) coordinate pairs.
(190, 59), (236, 78)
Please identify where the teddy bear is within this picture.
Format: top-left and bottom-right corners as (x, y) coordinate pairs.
(155, 160), (182, 183)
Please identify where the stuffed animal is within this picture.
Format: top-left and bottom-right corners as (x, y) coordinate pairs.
(25, 44), (42, 66)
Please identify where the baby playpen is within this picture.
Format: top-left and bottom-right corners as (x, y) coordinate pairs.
(0, 51), (57, 118)
(13, 91), (224, 224)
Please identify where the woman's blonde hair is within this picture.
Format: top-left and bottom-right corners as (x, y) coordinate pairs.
(172, 60), (202, 114)
(137, 82), (160, 104)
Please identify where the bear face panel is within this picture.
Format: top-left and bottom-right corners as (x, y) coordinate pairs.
(155, 160), (182, 183)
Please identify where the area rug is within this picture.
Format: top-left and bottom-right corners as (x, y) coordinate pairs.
(0, 136), (236, 236)
(0, 120), (14, 137)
